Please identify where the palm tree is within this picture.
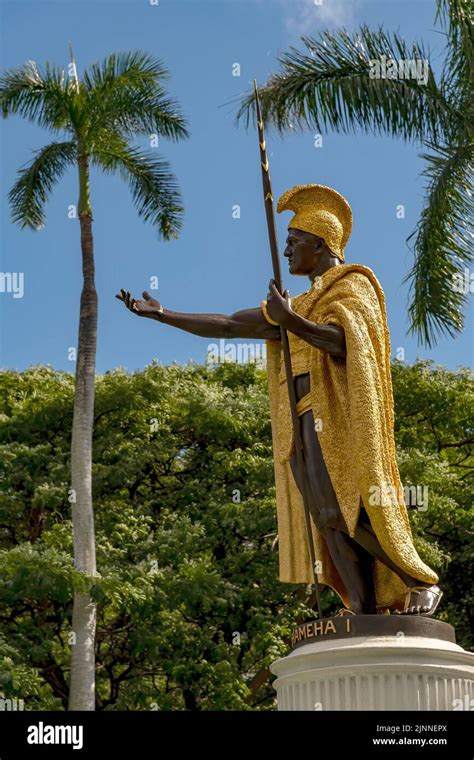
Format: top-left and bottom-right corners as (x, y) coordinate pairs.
(0, 49), (189, 710)
(237, 0), (473, 347)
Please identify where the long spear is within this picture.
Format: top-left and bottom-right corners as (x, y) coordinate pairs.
(253, 81), (323, 620)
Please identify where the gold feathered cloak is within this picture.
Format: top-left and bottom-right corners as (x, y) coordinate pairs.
(266, 263), (438, 610)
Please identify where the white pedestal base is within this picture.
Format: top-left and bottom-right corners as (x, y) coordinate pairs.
(271, 633), (474, 710)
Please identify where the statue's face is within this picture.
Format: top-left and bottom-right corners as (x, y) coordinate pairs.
(283, 228), (325, 275)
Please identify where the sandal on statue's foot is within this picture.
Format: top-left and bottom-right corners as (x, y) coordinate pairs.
(393, 585), (443, 616)
(334, 608), (357, 617)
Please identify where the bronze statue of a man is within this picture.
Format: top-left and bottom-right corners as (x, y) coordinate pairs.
(116, 183), (442, 617)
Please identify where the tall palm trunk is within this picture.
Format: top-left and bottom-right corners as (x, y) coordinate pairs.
(68, 150), (98, 711)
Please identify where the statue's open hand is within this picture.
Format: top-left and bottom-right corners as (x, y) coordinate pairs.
(115, 289), (163, 319)
(266, 279), (292, 325)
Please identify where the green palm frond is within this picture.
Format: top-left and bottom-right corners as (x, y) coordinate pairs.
(436, 0), (473, 60)
(82, 51), (189, 142)
(85, 86), (189, 143)
(236, 26), (447, 142)
(82, 50), (171, 91)
(438, 0), (473, 113)
(405, 142), (474, 347)
(92, 139), (184, 239)
(8, 141), (77, 229)
(0, 60), (73, 130)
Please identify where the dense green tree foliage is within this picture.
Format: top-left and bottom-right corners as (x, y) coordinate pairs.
(0, 360), (472, 710)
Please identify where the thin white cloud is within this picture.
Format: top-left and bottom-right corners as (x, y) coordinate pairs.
(284, 0), (358, 37)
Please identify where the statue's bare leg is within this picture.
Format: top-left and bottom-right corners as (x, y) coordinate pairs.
(291, 409), (438, 614)
(290, 411), (376, 613)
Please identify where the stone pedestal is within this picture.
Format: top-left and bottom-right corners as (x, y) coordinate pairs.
(271, 616), (474, 710)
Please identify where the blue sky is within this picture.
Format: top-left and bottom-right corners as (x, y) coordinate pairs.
(0, 0), (472, 373)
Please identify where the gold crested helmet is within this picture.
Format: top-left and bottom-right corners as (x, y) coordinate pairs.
(277, 184), (353, 262)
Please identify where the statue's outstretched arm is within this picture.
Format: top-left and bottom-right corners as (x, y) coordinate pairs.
(115, 289), (281, 341)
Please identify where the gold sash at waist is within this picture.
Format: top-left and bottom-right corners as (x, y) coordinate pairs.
(295, 392), (312, 417)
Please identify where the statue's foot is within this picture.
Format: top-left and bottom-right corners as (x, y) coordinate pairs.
(394, 585), (443, 616)
(334, 607), (358, 617)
